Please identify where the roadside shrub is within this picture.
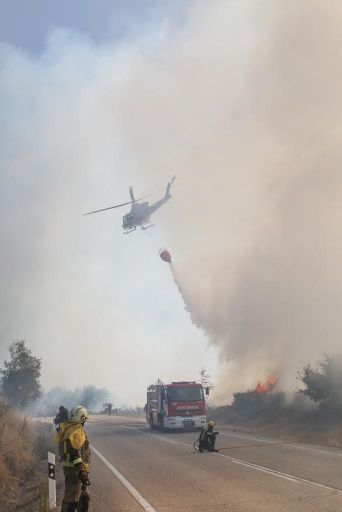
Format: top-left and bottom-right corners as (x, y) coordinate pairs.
(0, 402), (37, 507)
(232, 391), (286, 421)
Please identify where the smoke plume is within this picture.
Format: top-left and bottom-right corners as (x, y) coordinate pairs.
(128, 0), (342, 400)
(1, 1), (342, 403)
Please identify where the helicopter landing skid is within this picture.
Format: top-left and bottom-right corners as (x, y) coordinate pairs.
(141, 223), (154, 231)
(123, 226), (137, 234)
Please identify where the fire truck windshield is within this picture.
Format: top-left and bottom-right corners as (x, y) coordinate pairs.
(167, 387), (204, 402)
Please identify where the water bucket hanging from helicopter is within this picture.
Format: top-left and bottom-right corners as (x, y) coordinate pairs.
(159, 249), (172, 263)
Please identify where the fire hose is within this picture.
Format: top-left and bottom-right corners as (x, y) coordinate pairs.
(193, 438), (289, 451)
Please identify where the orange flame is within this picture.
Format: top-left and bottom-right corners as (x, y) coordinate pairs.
(255, 374), (277, 394)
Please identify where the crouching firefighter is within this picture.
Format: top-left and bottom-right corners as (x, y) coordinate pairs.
(55, 405), (91, 512)
(198, 420), (219, 452)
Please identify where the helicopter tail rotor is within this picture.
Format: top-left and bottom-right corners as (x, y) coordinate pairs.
(165, 176), (176, 200)
(129, 186), (136, 202)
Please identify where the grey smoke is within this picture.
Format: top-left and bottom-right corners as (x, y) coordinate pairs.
(124, 0), (342, 400)
(1, 1), (342, 403)
(28, 385), (111, 416)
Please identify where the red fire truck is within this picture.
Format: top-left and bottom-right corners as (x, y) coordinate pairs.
(146, 381), (207, 430)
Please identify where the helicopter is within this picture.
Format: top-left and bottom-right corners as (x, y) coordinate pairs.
(84, 176), (175, 234)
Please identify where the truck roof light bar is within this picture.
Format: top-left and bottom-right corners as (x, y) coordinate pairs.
(171, 381), (196, 385)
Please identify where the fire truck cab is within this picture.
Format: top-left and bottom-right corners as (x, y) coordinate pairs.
(146, 381), (207, 430)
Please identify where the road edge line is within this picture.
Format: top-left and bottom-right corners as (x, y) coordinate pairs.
(91, 445), (158, 512)
(217, 453), (342, 494)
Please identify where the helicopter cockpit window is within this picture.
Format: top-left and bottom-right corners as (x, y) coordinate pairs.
(124, 214), (134, 224)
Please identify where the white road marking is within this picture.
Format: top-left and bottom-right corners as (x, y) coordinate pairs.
(144, 432), (180, 445)
(220, 432), (278, 443)
(124, 426), (342, 494)
(217, 453), (342, 493)
(219, 431), (342, 457)
(123, 422), (342, 457)
(120, 425), (181, 445)
(91, 445), (158, 512)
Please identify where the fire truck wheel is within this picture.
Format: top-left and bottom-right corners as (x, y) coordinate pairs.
(149, 415), (155, 430)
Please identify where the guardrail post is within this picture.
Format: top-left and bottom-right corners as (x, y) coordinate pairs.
(48, 452), (56, 510)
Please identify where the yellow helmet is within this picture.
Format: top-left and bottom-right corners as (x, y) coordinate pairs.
(69, 405), (88, 423)
(208, 420), (215, 428)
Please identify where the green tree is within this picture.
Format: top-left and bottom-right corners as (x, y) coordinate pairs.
(0, 340), (41, 408)
(298, 354), (342, 407)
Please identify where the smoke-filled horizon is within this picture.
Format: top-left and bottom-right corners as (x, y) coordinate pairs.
(28, 385), (111, 416)
(1, 1), (342, 404)
(113, 1), (342, 401)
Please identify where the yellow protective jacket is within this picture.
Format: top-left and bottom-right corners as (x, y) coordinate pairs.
(55, 422), (90, 469)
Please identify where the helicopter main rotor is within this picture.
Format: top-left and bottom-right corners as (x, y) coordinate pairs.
(83, 192), (153, 216)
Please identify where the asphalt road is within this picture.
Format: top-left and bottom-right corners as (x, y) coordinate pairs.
(85, 416), (342, 511)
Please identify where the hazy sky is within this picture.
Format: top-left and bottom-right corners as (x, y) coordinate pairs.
(0, 0), (218, 406)
(1, 1), (342, 406)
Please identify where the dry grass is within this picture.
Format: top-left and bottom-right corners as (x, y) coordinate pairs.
(0, 401), (51, 510)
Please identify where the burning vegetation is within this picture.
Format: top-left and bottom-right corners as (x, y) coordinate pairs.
(255, 375), (277, 395)
(208, 355), (342, 446)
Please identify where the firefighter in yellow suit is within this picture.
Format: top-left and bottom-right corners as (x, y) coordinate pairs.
(55, 405), (91, 512)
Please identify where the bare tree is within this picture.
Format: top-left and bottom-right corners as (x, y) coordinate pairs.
(199, 367), (213, 391)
